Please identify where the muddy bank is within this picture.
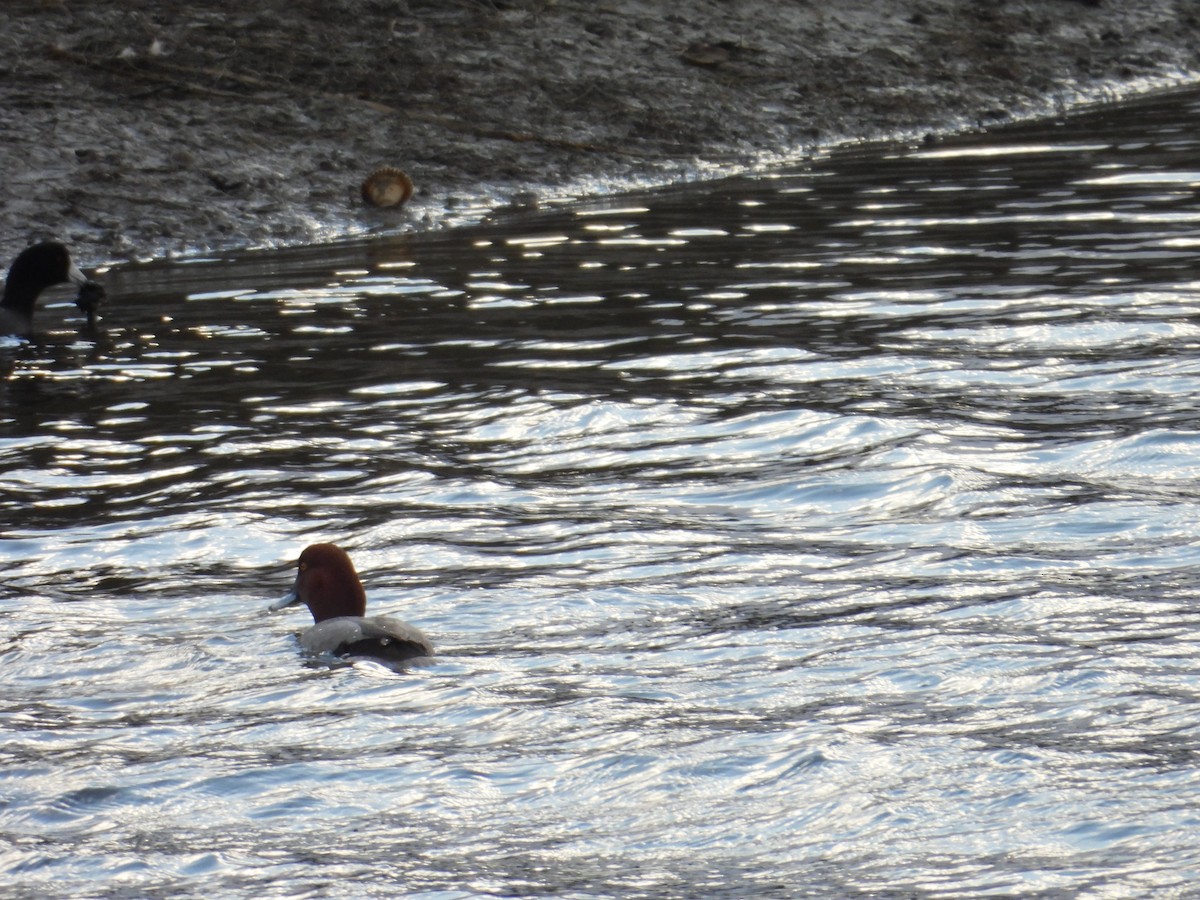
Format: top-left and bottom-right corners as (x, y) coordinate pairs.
(2, 0), (1199, 265)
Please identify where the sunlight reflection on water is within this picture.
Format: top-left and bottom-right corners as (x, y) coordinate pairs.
(5, 87), (1200, 897)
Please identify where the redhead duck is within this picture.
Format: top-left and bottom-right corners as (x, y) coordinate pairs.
(269, 543), (434, 665)
(1, 241), (104, 334)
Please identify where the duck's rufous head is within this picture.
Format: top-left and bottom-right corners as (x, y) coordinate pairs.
(270, 543), (367, 623)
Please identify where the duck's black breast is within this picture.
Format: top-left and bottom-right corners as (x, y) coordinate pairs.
(340, 634), (432, 663)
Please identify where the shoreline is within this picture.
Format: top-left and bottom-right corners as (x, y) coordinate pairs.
(2, 1), (1199, 266)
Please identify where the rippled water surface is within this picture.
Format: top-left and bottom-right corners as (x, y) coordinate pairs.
(6, 85), (1200, 898)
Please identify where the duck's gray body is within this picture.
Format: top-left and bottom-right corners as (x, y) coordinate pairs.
(299, 613), (433, 662)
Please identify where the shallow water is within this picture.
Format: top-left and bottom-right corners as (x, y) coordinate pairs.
(5, 85), (1200, 898)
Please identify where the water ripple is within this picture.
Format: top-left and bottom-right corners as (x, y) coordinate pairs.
(6, 86), (1200, 897)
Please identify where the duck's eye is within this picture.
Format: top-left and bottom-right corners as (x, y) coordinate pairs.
(298, 562), (308, 572)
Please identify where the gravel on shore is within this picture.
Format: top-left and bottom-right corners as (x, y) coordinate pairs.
(2, 0), (1198, 263)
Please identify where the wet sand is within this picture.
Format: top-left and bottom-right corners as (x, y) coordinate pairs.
(2, 0), (1198, 263)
